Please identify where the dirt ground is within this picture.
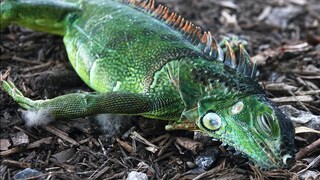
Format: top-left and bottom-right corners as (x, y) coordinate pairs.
(1, 0), (320, 179)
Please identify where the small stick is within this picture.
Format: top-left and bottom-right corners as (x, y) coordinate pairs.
(42, 125), (79, 146)
(296, 138), (320, 160)
(0, 137), (53, 156)
(116, 138), (134, 153)
(130, 131), (159, 153)
(22, 61), (53, 73)
(12, 56), (43, 65)
(271, 95), (314, 103)
(1, 159), (31, 169)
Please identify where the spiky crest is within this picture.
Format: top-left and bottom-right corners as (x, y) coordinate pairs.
(122, 0), (257, 79)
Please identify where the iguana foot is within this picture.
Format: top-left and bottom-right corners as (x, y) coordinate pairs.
(2, 80), (53, 126)
(1, 80), (40, 110)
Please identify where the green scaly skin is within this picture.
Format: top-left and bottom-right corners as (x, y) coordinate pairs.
(0, 0), (295, 169)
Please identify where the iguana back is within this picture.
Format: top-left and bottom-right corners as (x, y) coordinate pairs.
(65, 0), (196, 93)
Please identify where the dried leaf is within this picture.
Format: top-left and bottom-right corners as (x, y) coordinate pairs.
(176, 137), (203, 154)
(295, 126), (320, 134)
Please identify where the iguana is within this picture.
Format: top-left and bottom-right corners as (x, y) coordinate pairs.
(1, 0), (295, 169)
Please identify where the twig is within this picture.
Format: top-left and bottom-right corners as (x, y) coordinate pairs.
(13, 126), (39, 140)
(22, 61), (53, 73)
(116, 138), (134, 153)
(0, 66), (11, 81)
(297, 155), (320, 175)
(154, 151), (174, 162)
(0, 137), (53, 156)
(97, 138), (107, 155)
(89, 166), (110, 180)
(271, 95), (314, 103)
(42, 125), (79, 146)
(130, 131), (159, 153)
(11, 56), (43, 65)
(88, 159), (110, 180)
(296, 90), (320, 95)
(1, 159), (31, 168)
(296, 138), (320, 160)
(288, 90), (310, 113)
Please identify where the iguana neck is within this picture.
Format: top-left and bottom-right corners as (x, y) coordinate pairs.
(175, 57), (265, 112)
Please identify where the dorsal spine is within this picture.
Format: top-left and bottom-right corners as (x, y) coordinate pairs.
(122, 0), (257, 79)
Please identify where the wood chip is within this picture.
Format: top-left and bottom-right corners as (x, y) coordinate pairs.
(130, 131), (159, 153)
(116, 138), (134, 153)
(42, 125), (79, 146)
(0, 137), (53, 156)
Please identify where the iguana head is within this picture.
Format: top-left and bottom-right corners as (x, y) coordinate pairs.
(194, 94), (295, 169)
(178, 44), (295, 169)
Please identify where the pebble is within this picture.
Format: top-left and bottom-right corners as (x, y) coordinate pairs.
(126, 171), (148, 180)
(194, 147), (219, 170)
(195, 155), (216, 170)
(13, 168), (43, 180)
(186, 161), (196, 169)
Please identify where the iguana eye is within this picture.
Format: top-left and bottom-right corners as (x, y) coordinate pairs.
(201, 112), (221, 131)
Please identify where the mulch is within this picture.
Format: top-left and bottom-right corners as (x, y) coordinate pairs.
(1, 0), (319, 179)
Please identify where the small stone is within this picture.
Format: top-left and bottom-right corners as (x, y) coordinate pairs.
(195, 155), (216, 170)
(0, 139), (11, 151)
(10, 132), (29, 146)
(126, 171), (148, 180)
(194, 147), (219, 170)
(13, 168), (43, 180)
(50, 148), (75, 163)
(186, 161), (195, 169)
(299, 170), (319, 180)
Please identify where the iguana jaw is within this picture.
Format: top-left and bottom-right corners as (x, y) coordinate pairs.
(193, 94), (295, 169)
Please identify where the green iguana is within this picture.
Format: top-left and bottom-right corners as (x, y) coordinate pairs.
(1, 0), (295, 169)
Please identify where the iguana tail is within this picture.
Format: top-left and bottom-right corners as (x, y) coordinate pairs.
(0, 0), (81, 35)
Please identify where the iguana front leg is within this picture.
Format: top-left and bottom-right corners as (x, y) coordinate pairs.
(2, 80), (158, 126)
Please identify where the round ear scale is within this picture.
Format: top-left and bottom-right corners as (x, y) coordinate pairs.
(231, 101), (244, 115)
(201, 112), (221, 131)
